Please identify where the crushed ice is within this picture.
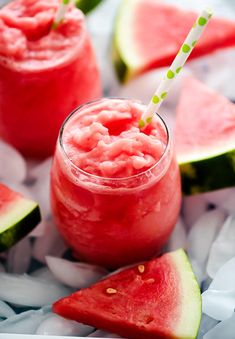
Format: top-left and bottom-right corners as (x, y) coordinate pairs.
(36, 313), (94, 336)
(45, 256), (108, 289)
(0, 0), (235, 337)
(0, 273), (70, 307)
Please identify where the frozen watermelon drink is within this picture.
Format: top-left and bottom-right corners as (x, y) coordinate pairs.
(51, 98), (181, 268)
(0, 0), (101, 158)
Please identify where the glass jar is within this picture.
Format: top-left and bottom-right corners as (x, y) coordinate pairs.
(50, 98), (182, 268)
(0, 0), (101, 157)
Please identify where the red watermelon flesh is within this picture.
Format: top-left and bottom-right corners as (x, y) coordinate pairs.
(175, 77), (235, 163)
(116, 0), (235, 79)
(0, 183), (22, 215)
(53, 249), (201, 339)
(0, 183), (41, 251)
(134, 2), (235, 70)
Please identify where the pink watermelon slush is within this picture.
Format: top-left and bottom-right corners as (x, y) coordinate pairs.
(0, 0), (101, 158)
(51, 98), (182, 268)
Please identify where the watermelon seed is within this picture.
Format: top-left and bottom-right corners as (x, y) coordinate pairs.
(106, 288), (117, 295)
(138, 265), (145, 273)
(146, 278), (155, 284)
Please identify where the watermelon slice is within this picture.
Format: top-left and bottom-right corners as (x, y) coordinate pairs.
(53, 249), (201, 339)
(175, 77), (235, 195)
(113, 0), (235, 82)
(0, 183), (41, 251)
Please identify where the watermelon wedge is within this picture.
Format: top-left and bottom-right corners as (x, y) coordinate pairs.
(0, 183), (41, 251)
(113, 0), (235, 82)
(175, 77), (235, 195)
(53, 249), (201, 339)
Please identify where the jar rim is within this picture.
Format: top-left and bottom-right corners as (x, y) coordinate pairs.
(59, 97), (171, 183)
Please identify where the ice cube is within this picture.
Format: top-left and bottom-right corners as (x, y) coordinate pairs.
(0, 273), (70, 307)
(209, 256), (235, 291)
(29, 157), (52, 219)
(197, 313), (218, 339)
(201, 277), (213, 293)
(202, 256), (235, 322)
(188, 47), (235, 100)
(28, 220), (47, 238)
(32, 220), (67, 264)
(36, 313), (94, 336)
(207, 215), (235, 278)
(204, 312), (235, 339)
(182, 194), (208, 230)
(46, 256), (108, 289)
(30, 267), (59, 284)
(202, 289), (235, 321)
(0, 140), (27, 183)
(221, 189), (235, 215)
(202, 187), (235, 208)
(0, 300), (15, 318)
(187, 209), (226, 280)
(190, 258), (205, 286)
(0, 307), (50, 334)
(167, 218), (187, 252)
(201, 48), (235, 100)
(7, 237), (32, 274)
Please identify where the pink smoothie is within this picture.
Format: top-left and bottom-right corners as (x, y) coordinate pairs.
(51, 98), (182, 268)
(0, 0), (101, 158)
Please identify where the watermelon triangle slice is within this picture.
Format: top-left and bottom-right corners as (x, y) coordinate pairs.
(53, 249), (201, 339)
(175, 77), (235, 195)
(0, 183), (41, 250)
(113, 0), (235, 82)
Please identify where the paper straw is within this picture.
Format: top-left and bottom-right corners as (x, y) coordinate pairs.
(53, 0), (71, 29)
(139, 8), (213, 127)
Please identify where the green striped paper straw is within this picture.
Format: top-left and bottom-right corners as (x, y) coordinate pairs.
(53, 0), (71, 29)
(140, 8), (213, 128)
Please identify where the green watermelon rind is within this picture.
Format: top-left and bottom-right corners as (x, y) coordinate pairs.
(53, 248), (201, 339)
(75, 0), (103, 14)
(113, 0), (142, 83)
(0, 202), (41, 252)
(179, 149), (235, 195)
(112, 41), (129, 83)
(172, 249), (202, 339)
